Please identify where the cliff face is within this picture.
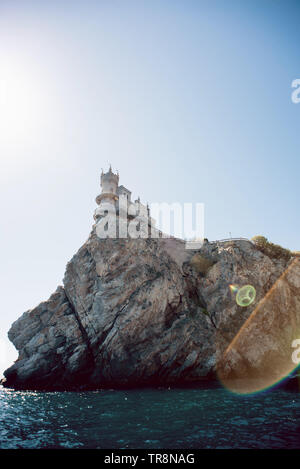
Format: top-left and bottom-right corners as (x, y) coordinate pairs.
(217, 257), (300, 394)
(2, 229), (294, 391)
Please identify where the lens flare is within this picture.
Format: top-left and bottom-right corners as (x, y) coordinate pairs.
(236, 285), (256, 307)
(229, 284), (239, 294)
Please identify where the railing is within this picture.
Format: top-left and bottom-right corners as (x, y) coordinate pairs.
(166, 237), (254, 247)
(208, 237), (252, 243)
(183, 237), (253, 250)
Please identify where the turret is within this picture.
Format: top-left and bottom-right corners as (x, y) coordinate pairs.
(95, 166), (119, 205)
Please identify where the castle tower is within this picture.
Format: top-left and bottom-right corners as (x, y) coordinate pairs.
(95, 165), (119, 206)
(94, 166), (119, 222)
(93, 167), (156, 234)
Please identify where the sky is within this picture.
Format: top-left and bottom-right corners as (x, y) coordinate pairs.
(0, 0), (299, 375)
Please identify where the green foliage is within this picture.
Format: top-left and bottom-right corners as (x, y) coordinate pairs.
(252, 235), (291, 261)
(251, 235), (268, 246)
(201, 308), (210, 316)
(190, 254), (215, 275)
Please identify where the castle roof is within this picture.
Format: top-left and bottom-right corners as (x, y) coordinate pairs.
(118, 185), (131, 194)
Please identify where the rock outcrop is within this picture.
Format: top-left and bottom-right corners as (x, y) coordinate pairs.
(217, 257), (300, 394)
(2, 227), (296, 391)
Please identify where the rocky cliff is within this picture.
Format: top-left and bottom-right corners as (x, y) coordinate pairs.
(217, 257), (300, 393)
(2, 227), (297, 391)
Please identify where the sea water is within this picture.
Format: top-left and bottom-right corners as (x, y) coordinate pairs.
(0, 385), (299, 449)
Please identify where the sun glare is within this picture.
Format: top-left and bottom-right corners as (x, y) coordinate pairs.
(0, 56), (44, 147)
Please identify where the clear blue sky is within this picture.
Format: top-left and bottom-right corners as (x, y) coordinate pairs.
(0, 0), (299, 374)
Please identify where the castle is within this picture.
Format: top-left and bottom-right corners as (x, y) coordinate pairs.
(94, 166), (159, 237)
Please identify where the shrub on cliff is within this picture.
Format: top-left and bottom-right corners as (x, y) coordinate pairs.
(190, 254), (215, 275)
(251, 236), (291, 261)
(251, 235), (268, 247)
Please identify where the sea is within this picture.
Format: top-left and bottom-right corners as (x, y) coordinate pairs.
(0, 385), (300, 449)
